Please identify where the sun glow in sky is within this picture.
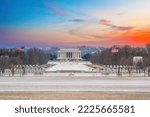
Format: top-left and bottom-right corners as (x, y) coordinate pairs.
(0, 0), (150, 47)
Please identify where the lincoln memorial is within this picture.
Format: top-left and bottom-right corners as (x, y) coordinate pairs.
(57, 48), (82, 61)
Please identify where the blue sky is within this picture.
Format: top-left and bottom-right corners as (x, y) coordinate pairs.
(0, 0), (150, 47)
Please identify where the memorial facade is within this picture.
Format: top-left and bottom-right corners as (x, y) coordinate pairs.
(57, 48), (82, 61)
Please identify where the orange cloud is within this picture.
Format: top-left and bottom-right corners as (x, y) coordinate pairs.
(115, 28), (150, 46)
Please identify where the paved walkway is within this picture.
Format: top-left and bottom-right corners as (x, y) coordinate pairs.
(0, 76), (150, 92)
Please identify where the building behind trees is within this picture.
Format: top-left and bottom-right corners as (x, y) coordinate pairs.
(91, 44), (150, 67)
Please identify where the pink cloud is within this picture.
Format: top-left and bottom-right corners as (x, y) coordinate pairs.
(100, 19), (111, 25)
(100, 19), (133, 31)
(46, 2), (68, 16)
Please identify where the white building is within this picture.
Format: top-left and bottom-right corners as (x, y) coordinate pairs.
(57, 48), (82, 61)
(133, 56), (143, 66)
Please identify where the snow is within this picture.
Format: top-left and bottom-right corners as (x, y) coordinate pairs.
(1, 61), (149, 77)
(46, 61), (95, 72)
(47, 61), (92, 65)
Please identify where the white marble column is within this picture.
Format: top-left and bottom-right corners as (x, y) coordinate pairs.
(71, 52), (73, 59)
(65, 52), (66, 59)
(79, 52), (81, 59)
(75, 52), (77, 59)
(69, 52), (70, 59)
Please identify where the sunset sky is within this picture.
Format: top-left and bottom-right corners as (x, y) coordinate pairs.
(0, 0), (150, 47)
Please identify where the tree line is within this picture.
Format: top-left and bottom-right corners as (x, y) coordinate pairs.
(91, 43), (150, 67)
(0, 48), (49, 75)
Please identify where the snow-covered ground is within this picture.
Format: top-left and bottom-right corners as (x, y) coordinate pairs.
(0, 61), (149, 77)
(47, 61), (92, 65)
(46, 61), (95, 72)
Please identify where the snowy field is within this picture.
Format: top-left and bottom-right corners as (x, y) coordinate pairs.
(46, 61), (94, 72)
(0, 61), (150, 92)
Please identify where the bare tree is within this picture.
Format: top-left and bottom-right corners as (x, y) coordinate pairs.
(146, 43), (150, 56)
(0, 56), (9, 76)
(9, 57), (22, 76)
(27, 48), (49, 65)
(127, 66), (132, 77)
(143, 57), (150, 76)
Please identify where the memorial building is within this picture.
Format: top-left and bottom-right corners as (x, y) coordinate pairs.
(57, 48), (82, 61)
